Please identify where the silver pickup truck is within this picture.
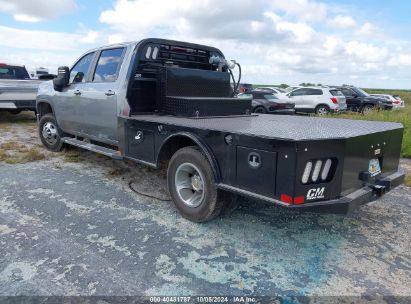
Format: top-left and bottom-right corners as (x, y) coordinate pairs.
(0, 63), (43, 114)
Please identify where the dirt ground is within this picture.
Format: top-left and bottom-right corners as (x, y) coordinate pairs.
(0, 111), (410, 300)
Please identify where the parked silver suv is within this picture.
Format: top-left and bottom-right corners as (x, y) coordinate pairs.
(285, 87), (347, 115)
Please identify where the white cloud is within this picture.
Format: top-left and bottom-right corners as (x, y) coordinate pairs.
(355, 22), (377, 36)
(276, 21), (316, 44)
(268, 0), (328, 22)
(1, 0), (410, 88)
(388, 53), (411, 66)
(0, 26), (99, 51)
(0, 0), (76, 22)
(345, 41), (388, 62)
(330, 15), (357, 29)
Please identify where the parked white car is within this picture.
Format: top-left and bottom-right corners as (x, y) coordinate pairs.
(254, 86), (286, 95)
(285, 87), (347, 115)
(370, 94), (404, 109)
(284, 86), (302, 93)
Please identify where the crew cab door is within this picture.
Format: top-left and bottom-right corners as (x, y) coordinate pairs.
(287, 88), (308, 110)
(341, 88), (360, 110)
(53, 52), (96, 133)
(78, 47), (126, 144)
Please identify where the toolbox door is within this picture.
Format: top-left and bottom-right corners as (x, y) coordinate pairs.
(126, 123), (155, 163)
(236, 146), (277, 197)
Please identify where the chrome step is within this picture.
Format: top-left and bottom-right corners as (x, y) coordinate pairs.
(62, 137), (123, 160)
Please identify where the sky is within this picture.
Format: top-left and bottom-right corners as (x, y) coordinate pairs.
(0, 0), (410, 89)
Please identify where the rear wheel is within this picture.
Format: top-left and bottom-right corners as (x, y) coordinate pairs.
(315, 105), (330, 115)
(38, 114), (64, 152)
(167, 146), (225, 222)
(254, 106), (267, 114)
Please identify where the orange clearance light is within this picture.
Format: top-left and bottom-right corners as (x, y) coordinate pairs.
(293, 196), (305, 205)
(280, 194), (293, 204)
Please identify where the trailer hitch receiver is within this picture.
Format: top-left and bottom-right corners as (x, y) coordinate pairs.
(370, 184), (386, 197)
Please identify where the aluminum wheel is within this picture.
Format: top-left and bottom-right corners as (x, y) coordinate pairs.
(316, 107), (329, 115)
(175, 162), (205, 208)
(42, 122), (58, 146)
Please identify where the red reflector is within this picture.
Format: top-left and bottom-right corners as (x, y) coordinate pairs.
(330, 97), (338, 104)
(280, 194), (292, 204)
(293, 196), (305, 205)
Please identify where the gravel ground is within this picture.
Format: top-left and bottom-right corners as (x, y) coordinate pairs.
(0, 112), (410, 299)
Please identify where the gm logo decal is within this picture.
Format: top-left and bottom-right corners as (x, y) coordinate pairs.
(307, 187), (325, 200)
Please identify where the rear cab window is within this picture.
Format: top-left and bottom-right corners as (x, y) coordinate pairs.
(0, 65), (30, 80)
(93, 48), (125, 82)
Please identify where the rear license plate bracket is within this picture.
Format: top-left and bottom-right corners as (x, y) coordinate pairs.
(369, 158), (381, 177)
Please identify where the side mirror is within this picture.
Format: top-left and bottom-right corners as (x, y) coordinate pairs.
(53, 66), (70, 92)
(353, 94), (358, 98)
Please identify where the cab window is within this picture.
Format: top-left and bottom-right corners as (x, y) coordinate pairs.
(341, 88), (353, 96)
(70, 52), (95, 83)
(93, 48), (125, 82)
(290, 88), (306, 96)
(306, 88), (323, 95)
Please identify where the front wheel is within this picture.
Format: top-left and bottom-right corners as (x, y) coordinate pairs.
(38, 114), (64, 152)
(167, 146), (225, 222)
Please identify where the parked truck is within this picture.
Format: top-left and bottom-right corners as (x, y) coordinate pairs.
(0, 63), (51, 114)
(36, 38), (404, 222)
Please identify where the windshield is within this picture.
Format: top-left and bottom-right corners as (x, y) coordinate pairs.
(0, 65), (30, 80)
(352, 87), (369, 97)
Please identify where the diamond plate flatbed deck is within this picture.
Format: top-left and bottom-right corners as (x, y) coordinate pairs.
(128, 114), (403, 141)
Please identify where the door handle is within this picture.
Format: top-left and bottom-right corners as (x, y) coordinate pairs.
(105, 90), (115, 96)
(74, 90), (81, 95)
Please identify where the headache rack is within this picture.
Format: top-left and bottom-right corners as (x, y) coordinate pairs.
(126, 39), (251, 118)
(138, 41), (219, 70)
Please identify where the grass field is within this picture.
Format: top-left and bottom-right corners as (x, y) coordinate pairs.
(335, 89), (410, 158)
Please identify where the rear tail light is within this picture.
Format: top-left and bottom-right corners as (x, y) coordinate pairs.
(330, 97), (338, 104)
(301, 161), (313, 184)
(301, 158), (337, 184)
(280, 194), (293, 204)
(311, 160), (322, 182)
(321, 159), (332, 180)
(280, 194), (305, 205)
(393, 100), (400, 104)
(293, 196), (305, 205)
